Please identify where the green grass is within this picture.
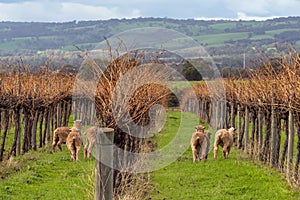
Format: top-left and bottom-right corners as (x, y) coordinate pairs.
(0, 147), (95, 200)
(194, 32), (249, 45)
(265, 28), (300, 37)
(150, 111), (300, 200)
(209, 22), (237, 30)
(0, 115), (95, 200)
(1, 110), (300, 199)
(250, 34), (274, 40)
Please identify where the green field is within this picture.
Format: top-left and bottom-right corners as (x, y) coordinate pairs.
(150, 111), (300, 200)
(1, 17), (300, 57)
(1, 111), (300, 199)
(0, 148), (95, 200)
(194, 32), (250, 45)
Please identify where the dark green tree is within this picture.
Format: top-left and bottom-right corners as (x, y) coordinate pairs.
(182, 61), (203, 81)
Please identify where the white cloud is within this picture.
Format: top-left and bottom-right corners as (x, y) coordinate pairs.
(0, 0), (299, 22)
(0, 1), (141, 22)
(60, 3), (141, 20)
(224, 0), (271, 16)
(224, 0), (300, 18)
(236, 12), (282, 21)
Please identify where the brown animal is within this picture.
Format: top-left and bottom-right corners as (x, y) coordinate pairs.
(213, 127), (236, 159)
(52, 120), (82, 153)
(84, 126), (97, 159)
(190, 125), (211, 162)
(66, 127), (82, 162)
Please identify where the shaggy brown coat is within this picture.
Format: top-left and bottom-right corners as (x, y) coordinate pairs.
(213, 127), (235, 159)
(66, 127), (82, 162)
(84, 126), (97, 159)
(190, 125), (211, 162)
(52, 120), (82, 153)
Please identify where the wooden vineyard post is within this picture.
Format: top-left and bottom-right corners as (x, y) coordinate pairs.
(237, 103), (242, 148)
(95, 128), (114, 200)
(244, 106), (249, 153)
(57, 102), (62, 128)
(0, 110), (9, 161)
(230, 102), (235, 128)
(210, 100), (216, 129)
(294, 117), (300, 182)
(31, 111), (39, 151)
(15, 108), (21, 156)
(220, 100), (226, 129)
(270, 97), (278, 168)
(287, 109), (295, 181)
(258, 107), (264, 161)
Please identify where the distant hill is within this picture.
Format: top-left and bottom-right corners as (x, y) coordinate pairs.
(0, 17), (300, 68)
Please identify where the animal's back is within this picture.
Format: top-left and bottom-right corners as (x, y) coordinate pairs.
(68, 132), (81, 145)
(216, 129), (233, 146)
(191, 131), (206, 146)
(54, 127), (71, 140)
(85, 126), (97, 141)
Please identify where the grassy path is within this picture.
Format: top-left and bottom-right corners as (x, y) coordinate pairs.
(0, 148), (95, 200)
(150, 111), (300, 200)
(1, 110), (300, 199)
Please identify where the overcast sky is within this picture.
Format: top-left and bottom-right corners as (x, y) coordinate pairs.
(0, 0), (299, 22)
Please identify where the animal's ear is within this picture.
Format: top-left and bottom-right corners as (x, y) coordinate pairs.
(195, 126), (198, 129)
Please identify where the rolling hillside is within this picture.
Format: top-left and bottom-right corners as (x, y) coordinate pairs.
(0, 16), (300, 68)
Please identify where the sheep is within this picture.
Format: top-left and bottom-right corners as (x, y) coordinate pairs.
(213, 127), (236, 159)
(190, 125), (211, 162)
(66, 127), (82, 162)
(83, 126), (97, 159)
(52, 120), (82, 153)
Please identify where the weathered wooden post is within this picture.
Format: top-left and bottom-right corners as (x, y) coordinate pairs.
(230, 102), (235, 128)
(287, 109), (294, 181)
(237, 103), (242, 148)
(56, 102), (62, 128)
(270, 97), (278, 168)
(46, 108), (51, 144)
(258, 107), (264, 161)
(95, 127), (114, 200)
(31, 111), (39, 151)
(16, 77), (21, 156)
(220, 100), (226, 129)
(209, 99), (216, 129)
(244, 106), (249, 153)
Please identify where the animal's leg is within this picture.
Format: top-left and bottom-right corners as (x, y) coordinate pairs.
(71, 151), (76, 161)
(84, 141), (89, 159)
(223, 146), (228, 159)
(57, 139), (64, 151)
(87, 142), (94, 159)
(226, 147), (231, 159)
(191, 146), (199, 162)
(52, 134), (59, 152)
(205, 138), (210, 160)
(68, 145), (76, 161)
(213, 135), (220, 160)
(214, 145), (218, 159)
(76, 146), (81, 162)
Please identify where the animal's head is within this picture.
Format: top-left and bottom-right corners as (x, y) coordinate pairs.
(195, 125), (205, 132)
(73, 120), (82, 129)
(228, 127), (236, 134)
